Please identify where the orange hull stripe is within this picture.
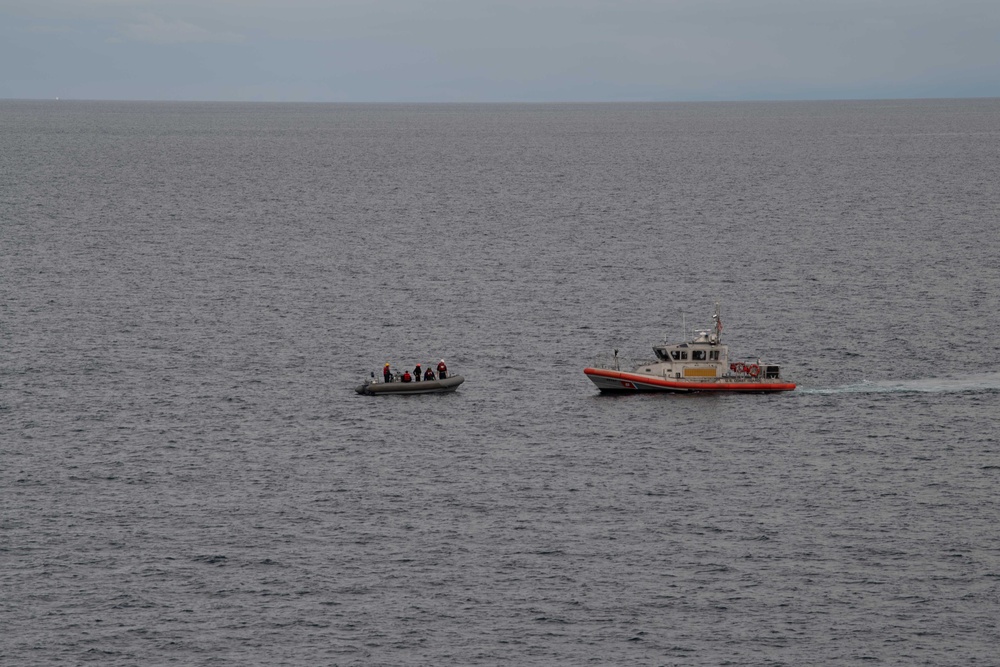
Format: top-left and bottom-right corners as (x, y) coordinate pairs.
(584, 368), (796, 392)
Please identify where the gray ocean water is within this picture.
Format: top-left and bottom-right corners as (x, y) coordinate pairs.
(3, 99), (1000, 665)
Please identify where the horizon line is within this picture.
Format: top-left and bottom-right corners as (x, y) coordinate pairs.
(4, 94), (1000, 105)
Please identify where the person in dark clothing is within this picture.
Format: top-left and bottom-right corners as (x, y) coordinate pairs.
(383, 363), (392, 383)
(437, 359), (448, 379)
(414, 363), (422, 382)
(424, 368), (435, 381)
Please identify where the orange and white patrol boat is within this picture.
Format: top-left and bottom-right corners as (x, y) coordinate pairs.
(584, 304), (795, 393)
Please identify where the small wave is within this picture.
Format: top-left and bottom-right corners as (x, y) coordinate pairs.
(800, 373), (1000, 395)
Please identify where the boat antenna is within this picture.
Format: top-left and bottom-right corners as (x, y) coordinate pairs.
(712, 302), (722, 342)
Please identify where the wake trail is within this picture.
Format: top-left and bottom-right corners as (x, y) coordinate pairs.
(799, 372), (1000, 396)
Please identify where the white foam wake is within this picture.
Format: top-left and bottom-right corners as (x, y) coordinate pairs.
(799, 372), (1000, 395)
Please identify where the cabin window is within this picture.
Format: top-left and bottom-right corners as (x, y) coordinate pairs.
(692, 350), (706, 361)
(710, 350), (720, 361)
(670, 350), (687, 361)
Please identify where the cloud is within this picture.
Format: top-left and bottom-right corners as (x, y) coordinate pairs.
(119, 13), (244, 44)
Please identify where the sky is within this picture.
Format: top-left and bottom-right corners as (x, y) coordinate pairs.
(2, 0), (999, 102)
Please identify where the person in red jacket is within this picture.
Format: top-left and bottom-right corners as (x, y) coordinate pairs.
(437, 359), (447, 379)
(383, 363), (392, 383)
(401, 370), (412, 382)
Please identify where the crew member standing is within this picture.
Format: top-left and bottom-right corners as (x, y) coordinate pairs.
(414, 363), (422, 382)
(437, 359), (447, 379)
(383, 363), (392, 383)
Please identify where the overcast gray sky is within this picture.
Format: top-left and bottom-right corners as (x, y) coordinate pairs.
(2, 0), (998, 102)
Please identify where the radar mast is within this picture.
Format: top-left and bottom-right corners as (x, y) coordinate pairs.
(712, 302), (722, 343)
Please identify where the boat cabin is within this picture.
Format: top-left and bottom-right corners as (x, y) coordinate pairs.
(643, 330), (728, 379)
(635, 328), (782, 381)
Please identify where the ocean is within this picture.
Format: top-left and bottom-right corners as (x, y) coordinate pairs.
(3, 98), (999, 665)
